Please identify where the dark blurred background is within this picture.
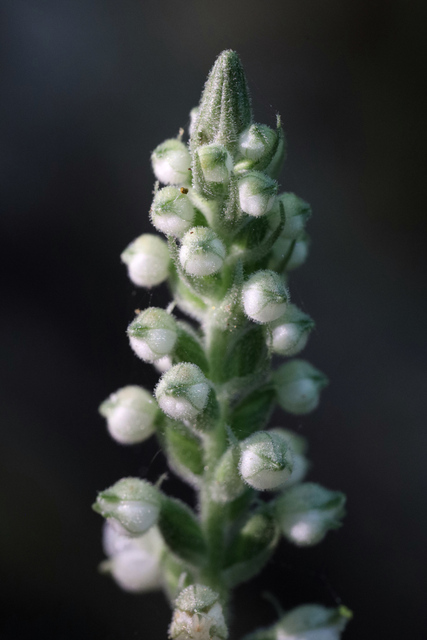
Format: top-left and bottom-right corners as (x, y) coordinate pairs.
(1, 1), (427, 638)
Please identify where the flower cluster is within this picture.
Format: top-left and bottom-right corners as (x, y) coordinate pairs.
(93, 50), (349, 639)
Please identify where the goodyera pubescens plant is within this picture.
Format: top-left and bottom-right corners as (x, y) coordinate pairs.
(94, 51), (351, 639)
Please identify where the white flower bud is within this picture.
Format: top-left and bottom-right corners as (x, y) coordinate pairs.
(271, 233), (310, 272)
(242, 270), (289, 324)
(269, 428), (309, 486)
(94, 478), (161, 536)
(99, 385), (157, 445)
(197, 143), (233, 183)
(238, 124), (277, 161)
(268, 304), (315, 357)
(127, 308), (178, 363)
(275, 603), (351, 640)
(277, 192), (311, 240)
(238, 171), (278, 217)
(151, 139), (191, 185)
(121, 234), (170, 288)
(275, 483), (346, 547)
(274, 360), (328, 415)
(151, 186), (196, 238)
(239, 431), (294, 491)
(169, 585), (228, 640)
(155, 363), (211, 421)
(179, 227), (226, 276)
(102, 523), (164, 593)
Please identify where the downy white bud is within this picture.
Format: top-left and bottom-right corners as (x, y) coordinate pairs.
(268, 304), (315, 357)
(271, 233), (310, 272)
(238, 171), (278, 217)
(151, 186), (196, 238)
(151, 139), (191, 185)
(169, 585), (228, 640)
(277, 192), (311, 240)
(275, 483), (346, 546)
(238, 123), (276, 162)
(275, 603), (351, 640)
(94, 478), (161, 536)
(242, 270), (289, 323)
(155, 363), (210, 421)
(269, 428), (309, 486)
(239, 431), (294, 491)
(99, 385), (157, 445)
(274, 360), (328, 415)
(121, 234), (170, 288)
(127, 308), (178, 363)
(179, 227), (226, 276)
(197, 143), (233, 183)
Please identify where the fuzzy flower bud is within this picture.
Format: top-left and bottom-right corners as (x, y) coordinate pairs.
(275, 604), (351, 640)
(99, 385), (157, 445)
(275, 483), (346, 546)
(274, 360), (328, 415)
(238, 171), (277, 217)
(271, 233), (310, 272)
(238, 124), (277, 162)
(151, 186), (196, 238)
(277, 192), (311, 240)
(121, 234), (170, 288)
(268, 305), (315, 357)
(239, 431), (294, 491)
(155, 363), (211, 421)
(242, 270), (289, 324)
(151, 139), (191, 185)
(179, 227), (226, 276)
(269, 428), (309, 487)
(197, 143), (233, 183)
(93, 478), (161, 536)
(127, 308), (178, 363)
(169, 585), (228, 640)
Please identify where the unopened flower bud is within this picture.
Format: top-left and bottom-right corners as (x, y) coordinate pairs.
(269, 428), (309, 486)
(93, 478), (161, 536)
(238, 124), (277, 162)
(271, 233), (310, 272)
(275, 603), (351, 640)
(238, 171), (278, 217)
(121, 234), (170, 288)
(197, 143), (233, 183)
(127, 308), (178, 363)
(151, 186), (196, 238)
(239, 431), (294, 491)
(268, 305), (315, 357)
(99, 385), (157, 445)
(277, 192), (311, 240)
(274, 360), (328, 415)
(169, 585), (228, 640)
(155, 363), (211, 421)
(275, 483), (346, 546)
(179, 227), (226, 276)
(242, 270), (289, 323)
(151, 139), (191, 185)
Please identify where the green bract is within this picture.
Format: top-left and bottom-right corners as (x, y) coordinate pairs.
(94, 50), (349, 640)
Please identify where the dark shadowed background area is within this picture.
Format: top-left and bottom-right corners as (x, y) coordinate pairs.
(1, 1), (427, 638)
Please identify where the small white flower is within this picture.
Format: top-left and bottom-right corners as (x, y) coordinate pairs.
(242, 270), (289, 323)
(268, 305), (315, 357)
(197, 143), (233, 183)
(275, 603), (350, 639)
(239, 431), (294, 491)
(127, 307), (178, 363)
(169, 585), (228, 640)
(276, 192), (311, 240)
(152, 139), (191, 185)
(238, 171), (278, 217)
(238, 123), (276, 162)
(271, 233), (310, 272)
(274, 360), (328, 415)
(179, 227), (226, 276)
(151, 186), (196, 238)
(121, 234), (170, 287)
(99, 385), (157, 445)
(155, 363), (211, 421)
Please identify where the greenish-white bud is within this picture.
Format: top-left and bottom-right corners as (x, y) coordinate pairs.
(151, 139), (191, 185)
(268, 305), (315, 357)
(169, 585), (228, 640)
(102, 523), (164, 592)
(277, 192), (311, 240)
(151, 186), (196, 238)
(242, 270), (289, 324)
(271, 233), (310, 272)
(121, 234), (170, 288)
(239, 431), (294, 491)
(155, 363), (211, 421)
(179, 227), (226, 276)
(93, 478), (161, 536)
(99, 385), (157, 445)
(274, 604), (351, 640)
(274, 360), (328, 415)
(238, 124), (277, 162)
(197, 143), (233, 183)
(269, 428), (309, 486)
(127, 308), (178, 363)
(275, 483), (346, 546)
(238, 171), (278, 217)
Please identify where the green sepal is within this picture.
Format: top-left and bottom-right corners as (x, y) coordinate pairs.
(229, 386), (276, 440)
(211, 445), (245, 503)
(234, 120), (284, 175)
(168, 265), (208, 322)
(161, 550), (195, 603)
(158, 496), (207, 566)
(265, 115), (287, 180)
(163, 420), (205, 487)
(173, 322), (209, 374)
(232, 201), (285, 265)
(222, 510), (280, 587)
(223, 323), (270, 382)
